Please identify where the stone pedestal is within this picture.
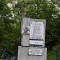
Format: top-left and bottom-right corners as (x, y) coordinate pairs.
(18, 46), (47, 60)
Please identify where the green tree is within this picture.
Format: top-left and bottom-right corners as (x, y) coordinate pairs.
(0, 0), (21, 56)
(22, 0), (60, 50)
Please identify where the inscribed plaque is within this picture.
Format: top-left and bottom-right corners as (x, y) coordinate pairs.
(29, 48), (43, 56)
(30, 22), (44, 39)
(29, 40), (43, 46)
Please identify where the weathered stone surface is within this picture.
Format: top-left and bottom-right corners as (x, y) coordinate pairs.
(21, 35), (29, 46)
(18, 46), (47, 60)
(29, 47), (43, 56)
(19, 17), (47, 60)
(21, 17), (30, 35)
(21, 17), (46, 47)
(21, 35), (45, 47)
(29, 40), (44, 46)
(30, 21), (45, 39)
(18, 46), (22, 60)
(21, 17), (46, 35)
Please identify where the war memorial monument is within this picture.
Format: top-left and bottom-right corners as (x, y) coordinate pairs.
(18, 17), (47, 60)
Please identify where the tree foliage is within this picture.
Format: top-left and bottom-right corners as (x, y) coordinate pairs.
(0, 0), (60, 57)
(0, 0), (21, 56)
(23, 0), (60, 50)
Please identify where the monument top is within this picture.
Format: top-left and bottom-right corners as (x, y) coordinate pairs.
(21, 17), (46, 35)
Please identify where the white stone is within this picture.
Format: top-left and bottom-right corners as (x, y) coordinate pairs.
(29, 48), (43, 56)
(30, 22), (44, 39)
(29, 40), (43, 46)
(22, 26), (30, 34)
(18, 46), (47, 60)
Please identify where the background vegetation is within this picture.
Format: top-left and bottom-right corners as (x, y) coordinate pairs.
(0, 0), (60, 60)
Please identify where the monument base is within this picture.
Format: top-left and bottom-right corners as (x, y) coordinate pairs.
(18, 46), (47, 60)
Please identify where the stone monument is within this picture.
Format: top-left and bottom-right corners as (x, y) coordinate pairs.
(18, 17), (47, 60)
